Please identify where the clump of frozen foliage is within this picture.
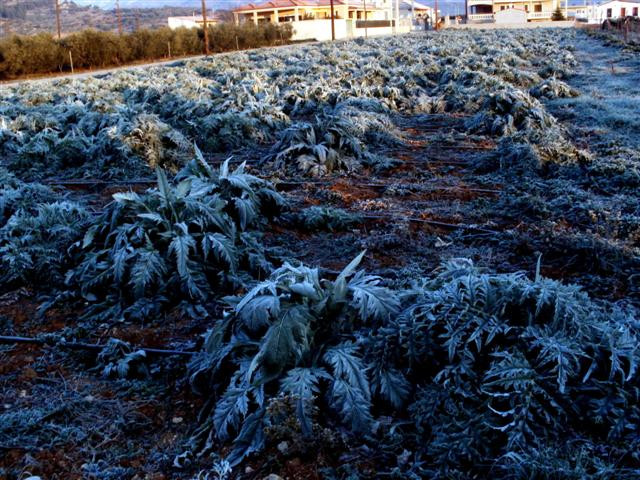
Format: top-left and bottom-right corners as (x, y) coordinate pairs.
(0, 28), (584, 179)
(69, 149), (283, 321)
(186, 254), (640, 479)
(0, 168), (90, 289)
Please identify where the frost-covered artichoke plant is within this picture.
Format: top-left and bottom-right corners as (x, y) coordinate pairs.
(188, 251), (400, 464)
(0, 169), (90, 289)
(70, 150), (283, 321)
(270, 110), (398, 176)
(0, 28), (584, 180)
(186, 254), (640, 478)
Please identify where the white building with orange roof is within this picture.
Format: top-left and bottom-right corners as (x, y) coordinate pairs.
(233, 0), (413, 40)
(467, 0), (569, 22)
(233, 0), (385, 24)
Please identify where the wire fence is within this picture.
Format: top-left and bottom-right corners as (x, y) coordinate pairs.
(606, 17), (640, 43)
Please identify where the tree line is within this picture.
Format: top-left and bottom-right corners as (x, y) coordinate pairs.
(0, 23), (293, 80)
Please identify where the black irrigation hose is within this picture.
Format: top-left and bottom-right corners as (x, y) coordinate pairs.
(38, 177), (500, 196)
(43, 178), (156, 187)
(361, 214), (500, 235)
(276, 180), (500, 192)
(0, 335), (195, 357)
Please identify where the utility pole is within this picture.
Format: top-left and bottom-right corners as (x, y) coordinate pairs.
(434, 0), (438, 30)
(54, 0), (62, 39)
(116, 0), (123, 35)
(330, 0), (336, 40)
(345, 0), (350, 32)
(395, 0), (400, 33)
(201, 0), (210, 54)
(363, 0), (368, 37)
(412, 0), (415, 29)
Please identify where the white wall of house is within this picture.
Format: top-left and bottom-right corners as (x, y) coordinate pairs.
(594, 0), (640, 21)
(291, 19), (348, 40)
(449, 19), (574, 27)
(289, 18), (409, 41)
(494, 7), (528, 21)
(168, 17), (203, 29)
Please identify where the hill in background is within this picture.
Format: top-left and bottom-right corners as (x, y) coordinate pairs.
(77, 0), (209, 7)
(0, 0), (202, 36)
(0, 0), (468, 37)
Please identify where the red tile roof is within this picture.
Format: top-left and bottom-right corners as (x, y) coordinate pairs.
(234, 0), (380, 12)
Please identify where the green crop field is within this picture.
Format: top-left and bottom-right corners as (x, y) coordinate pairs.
(1, 28), (639, 479)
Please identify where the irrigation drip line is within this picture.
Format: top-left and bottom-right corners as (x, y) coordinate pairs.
(431, 144), (494, 151)
(276, 179), (499, 191)
(360, 214), (500, 235)
(0, 335), (195, 357)
(36, 177), (500, 196)
(279, 182), (500, 197)
(396, 160), (471, 167)
(43, 178), (156, 187)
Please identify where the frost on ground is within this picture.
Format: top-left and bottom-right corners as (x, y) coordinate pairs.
(1, 29), (640, 479)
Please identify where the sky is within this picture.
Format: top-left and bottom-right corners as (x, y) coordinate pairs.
(74, 0), (466, 8)
(74, 1), (245, 8)
(74, 0), (467, 14)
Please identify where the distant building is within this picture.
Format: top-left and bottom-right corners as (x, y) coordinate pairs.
(233, 0), (414, 40)
(570, 0), (639, 22)
(467, 0), (568, 22)
(468, 0), (640, 23)
(595, 0), (640, 20)
(167, 14), (219, 30)
(398, 0), (435, 20)
(398, 0), (437, 27)
(567, 3), (592, 19)
(233, 0), (386, 25)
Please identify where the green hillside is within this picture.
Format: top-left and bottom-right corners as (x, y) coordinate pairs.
(0, 0), (197, 36)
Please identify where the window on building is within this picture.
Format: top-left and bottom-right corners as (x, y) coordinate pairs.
(607, 8), (612, 17)
(634, 7), (639, 15)
(534, 4), (542, 12)
(621, 7), (626, 15)
(525, 4), (529, 11)
(501, 5), (506, 10)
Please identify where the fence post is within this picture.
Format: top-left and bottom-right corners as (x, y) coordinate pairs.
(624, 18), (629, 42)
(236, 35), (239, 50)
(69, 50), (74, 74)
(168, 41), (172, 58)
